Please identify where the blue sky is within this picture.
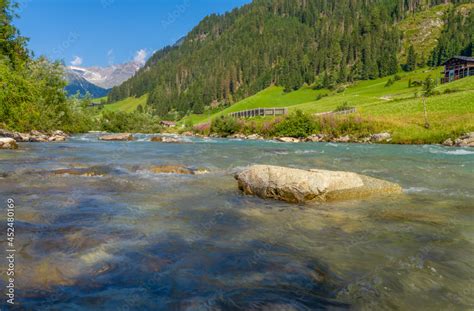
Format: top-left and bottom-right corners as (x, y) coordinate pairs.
(15, 0), (251, 67)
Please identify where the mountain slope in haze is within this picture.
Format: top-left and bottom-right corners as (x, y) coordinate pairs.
(65, 70), (109, 98)
(68, 61), (143, 89)
(109, 0), (473, 117)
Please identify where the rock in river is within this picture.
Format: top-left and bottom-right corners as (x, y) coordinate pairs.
(0, 138), (18, 149)
(149, 165), (195, 175)
(276, 137), (301, 143)
(150, 136), (186, 143)
(235, 165), (402, 203)
(98, 133), (134, 141)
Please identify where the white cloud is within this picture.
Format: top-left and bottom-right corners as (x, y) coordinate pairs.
(70, 56), (83, 66)
(133, 49), (147, 65)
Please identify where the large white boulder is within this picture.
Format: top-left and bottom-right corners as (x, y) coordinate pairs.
(235, 165), (402, 203)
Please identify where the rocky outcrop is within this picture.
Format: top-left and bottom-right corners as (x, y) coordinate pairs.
(0, 138), (18, 149)
(98, 133), (134, 141)
(149, 165), (195, 175)
(235, 165), (402, 203)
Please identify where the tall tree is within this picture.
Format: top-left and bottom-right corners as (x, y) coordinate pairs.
(405, 45), (417, 72)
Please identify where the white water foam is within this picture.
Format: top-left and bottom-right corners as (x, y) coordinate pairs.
(294, 150), (324, 154)
(429, 148), (474, 156)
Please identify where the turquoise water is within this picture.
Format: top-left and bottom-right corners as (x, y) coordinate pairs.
(0, 134), (473, 310)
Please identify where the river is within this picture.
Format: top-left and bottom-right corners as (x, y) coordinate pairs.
(0, 134), (473, 310)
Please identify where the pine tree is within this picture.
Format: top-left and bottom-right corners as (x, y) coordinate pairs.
(405, 45), (417, 72)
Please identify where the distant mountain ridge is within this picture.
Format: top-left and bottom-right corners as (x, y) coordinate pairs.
(65, 70), (109, 98)
(67, 61), (143, 89)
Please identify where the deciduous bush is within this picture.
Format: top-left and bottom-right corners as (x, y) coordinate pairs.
(272, 110), (317, 138)
(210, 115), (240, 137)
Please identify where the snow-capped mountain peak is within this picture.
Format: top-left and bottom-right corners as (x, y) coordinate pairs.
(66, 60), (143, 89)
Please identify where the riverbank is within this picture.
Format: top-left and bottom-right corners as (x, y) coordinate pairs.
(2, 128), (473, 149)
(176, 130), (474, 147)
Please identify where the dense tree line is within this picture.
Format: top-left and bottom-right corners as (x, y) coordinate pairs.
(108, 0), (472, 118)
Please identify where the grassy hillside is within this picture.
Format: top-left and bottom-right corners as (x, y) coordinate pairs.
(182, 68), (441, 123)
(180, 67), (474, 143)
(103, 94), (148, 113)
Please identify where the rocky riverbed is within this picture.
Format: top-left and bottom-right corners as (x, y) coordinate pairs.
(0, 133), (473, 309)
(0, 129), (69, 148)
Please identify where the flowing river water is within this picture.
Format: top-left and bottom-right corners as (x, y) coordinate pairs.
(0, 134), (473, 310)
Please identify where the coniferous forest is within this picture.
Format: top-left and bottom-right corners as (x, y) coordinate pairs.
(108, 0), (473, 117)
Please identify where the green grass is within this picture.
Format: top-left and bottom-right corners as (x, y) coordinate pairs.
(92, 96), (108, 103)
(103, 94), (148, 113)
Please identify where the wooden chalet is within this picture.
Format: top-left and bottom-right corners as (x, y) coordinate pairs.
(441, 56), (474, 84)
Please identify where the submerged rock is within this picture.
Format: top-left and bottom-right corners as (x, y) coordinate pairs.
(0, 138), (18, 149)
(150, 136), (186, 143)
(149, 165), (195, 175)
(235, 165), (402, 203)
(99, 133), (134, 141)
(52, 167), (111, 177)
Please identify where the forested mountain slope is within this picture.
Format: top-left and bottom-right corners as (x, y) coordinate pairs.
(108, 0), (473, 117)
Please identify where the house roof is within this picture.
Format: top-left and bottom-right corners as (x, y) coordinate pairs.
(443, 56), (474, 65)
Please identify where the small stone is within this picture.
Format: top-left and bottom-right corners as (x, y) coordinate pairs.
(442, 138), (454, 147)
(371, 133), (392, 143)
(335, 135), (351, 143)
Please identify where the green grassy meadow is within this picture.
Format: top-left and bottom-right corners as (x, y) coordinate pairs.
(102, 94), (148, 113)
(181, 67), (474, 143)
